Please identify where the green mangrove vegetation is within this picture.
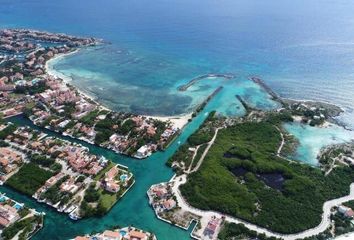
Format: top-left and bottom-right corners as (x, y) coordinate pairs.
(218, 222), (281, 240)
(180, 122), (354, 233)
(6, 163), (54, 196)
(166, 111), (219, 171)
(1, 215), (43, 240)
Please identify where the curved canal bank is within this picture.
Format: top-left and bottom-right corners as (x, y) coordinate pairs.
(172, 175), (354, 240)
(0, 92), (228, 240)
(1, 85), (354, 239)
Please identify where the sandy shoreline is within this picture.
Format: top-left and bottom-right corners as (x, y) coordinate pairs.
(144, 113), (193, 130)
(45, 51), (192, 129)
(45, 51), (111, 112)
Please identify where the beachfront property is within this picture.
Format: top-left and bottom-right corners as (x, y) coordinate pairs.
(0, 192), (44, 239)
(28, 77), (178, 158)
(0, 28), (180, 160)
(73, 226), (156, 240)
(26, 72), (178, 158)
(0, 124), (134, 220)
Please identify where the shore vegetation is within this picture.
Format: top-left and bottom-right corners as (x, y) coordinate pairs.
(180, 122), (354, 233)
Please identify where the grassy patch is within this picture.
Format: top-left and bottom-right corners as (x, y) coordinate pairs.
(191, 143), (207, 170)
(98, 189), (118, 209)
(6, 163), (53, 196)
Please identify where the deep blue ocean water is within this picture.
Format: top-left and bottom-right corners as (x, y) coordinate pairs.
(1, 1), (354, 239)
(1, 0), (354, 126)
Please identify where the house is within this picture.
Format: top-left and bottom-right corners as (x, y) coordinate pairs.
(102, 230), (121, 240)
(60, 178), (79, 194)
(74, 237), (89, 240)
(162, 199), (176, 210)
(0, 147), (22, 172)
(58, 120), (71, 128)
(131, 116), (143, 126)
(146, 126), (156, 136)
(45, 172), (65, 187)
(338, 205), (350, 214)
(152, 186), (168, 198)
(134, 145), (150, 159)
(0, 204), (20, 228)
(128, 230), (147, 240)
(338, 205), (354, 218)
(345, 209), (354, 218)
(105, 181), (120, 193)
(203, 217), (220, 238)
(104, 166), (120, 193)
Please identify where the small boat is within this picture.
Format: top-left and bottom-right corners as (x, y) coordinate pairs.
(69, 214), (78, 221)
(69, 211), (80, 221)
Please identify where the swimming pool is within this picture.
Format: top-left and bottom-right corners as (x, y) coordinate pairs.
(119, 230), (126, 236)
(120, 174), (128, 182)
(13, 203), (23, 210)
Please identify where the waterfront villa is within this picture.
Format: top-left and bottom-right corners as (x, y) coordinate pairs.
(72, 226), (154, 240)
(103, 166), (120, 193)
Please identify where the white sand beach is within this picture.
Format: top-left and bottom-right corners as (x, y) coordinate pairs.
(45, 52), (192, 128)
(145, 113), (192, 130)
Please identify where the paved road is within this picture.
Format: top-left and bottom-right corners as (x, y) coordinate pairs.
(172, 175), (354, 240)
(190, 127), (222, 173)
(274, 125), (285, 156)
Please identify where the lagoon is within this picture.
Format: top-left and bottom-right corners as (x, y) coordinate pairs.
(2, 0), (354, 239)
(284, 122), (354, 165)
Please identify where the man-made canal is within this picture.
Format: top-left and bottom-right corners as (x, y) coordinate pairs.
(0, 92), (228, 240)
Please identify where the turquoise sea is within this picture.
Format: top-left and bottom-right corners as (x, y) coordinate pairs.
(2, 0), (354, 124)
(1, 0), (354, 239)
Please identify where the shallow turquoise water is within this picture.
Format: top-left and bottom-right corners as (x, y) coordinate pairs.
(284, 122), (354, 165)
(2, 0), (354, 238)
(2, 0), (354, 126)
(48, 47), (279, 116)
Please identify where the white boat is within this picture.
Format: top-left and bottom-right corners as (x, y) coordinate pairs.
(69, 211), (80, 221)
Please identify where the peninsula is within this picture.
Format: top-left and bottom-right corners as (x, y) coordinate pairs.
(0, 122), (134, 220)
(149, 80), (354, 240)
